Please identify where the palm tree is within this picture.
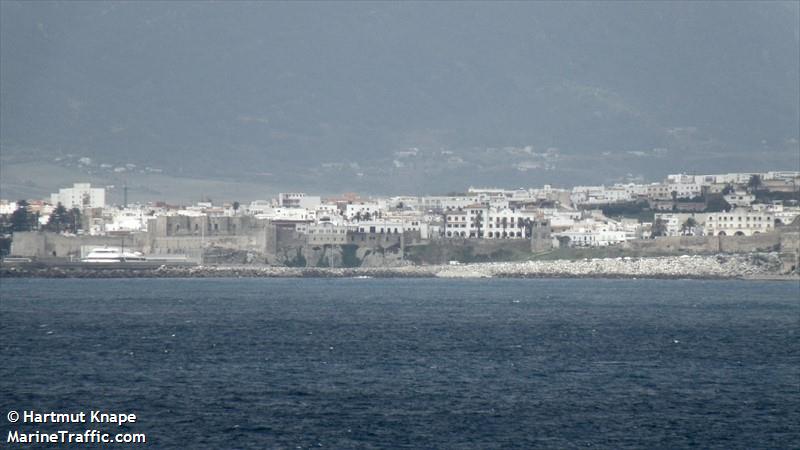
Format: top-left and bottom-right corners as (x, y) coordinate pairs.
(680, 217), (698, 235)
(747, 174), (762, 193)
(67, 208), (81, 233)
(471, 211), (484, 238)
(521, 218), (533, 237)
(652, 218), (668, 237)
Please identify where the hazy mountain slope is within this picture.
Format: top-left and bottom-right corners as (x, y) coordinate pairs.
(2, 2), (798, 198)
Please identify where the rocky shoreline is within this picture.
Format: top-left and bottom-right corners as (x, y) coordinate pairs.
(1, 253), (796, 280)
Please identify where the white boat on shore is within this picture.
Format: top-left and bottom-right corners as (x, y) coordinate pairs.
(81, 246), (147, 263)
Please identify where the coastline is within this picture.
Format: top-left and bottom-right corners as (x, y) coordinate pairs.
(2, 254), (796, 281)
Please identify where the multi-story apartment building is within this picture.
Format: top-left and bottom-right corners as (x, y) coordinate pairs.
(277, 193), (321, 209)
(443, 209), (470, 237)
(443, 205), (530, 239)
(484, 208), (528, 239)
(50, 183), (105, 209)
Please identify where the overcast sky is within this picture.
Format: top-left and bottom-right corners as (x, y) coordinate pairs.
(1, 1), (798, 198)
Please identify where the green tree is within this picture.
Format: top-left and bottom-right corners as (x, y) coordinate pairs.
(521, 218), (533, 237)
(651, 218), (668, 237)
(747, 174), (762, 193)
(471, 211), (484, 238)
(44, 203), (69, 233)
(0, 213), (12, 255)
(680, 217), (698, 235)
(66, 208), (82, 233)
(10, 200), (37, 232)
(705, 195), (731, 213)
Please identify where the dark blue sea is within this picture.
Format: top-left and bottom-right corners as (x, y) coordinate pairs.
(1, 278), (798, 449)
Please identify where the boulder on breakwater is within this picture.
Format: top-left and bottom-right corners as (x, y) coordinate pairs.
(0, 253), (793, 280)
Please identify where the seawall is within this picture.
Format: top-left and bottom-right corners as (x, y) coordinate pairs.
(2, 254), (793, 280)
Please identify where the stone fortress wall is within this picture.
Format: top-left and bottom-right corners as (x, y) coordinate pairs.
(9, 218), (800, 271)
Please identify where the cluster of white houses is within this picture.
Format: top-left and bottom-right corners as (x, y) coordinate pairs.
(570, 171), (798, 206)
(2, 170), (799, 249)
(653, 204), (796, 237)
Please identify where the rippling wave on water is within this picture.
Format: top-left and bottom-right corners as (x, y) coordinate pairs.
(1, 278), (798, 448)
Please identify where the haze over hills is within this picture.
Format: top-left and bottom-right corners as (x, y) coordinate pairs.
(1, 1), (798, 202)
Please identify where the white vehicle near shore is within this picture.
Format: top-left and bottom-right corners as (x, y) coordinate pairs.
(81, 247), (147, 263)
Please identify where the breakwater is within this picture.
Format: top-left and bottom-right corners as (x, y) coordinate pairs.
(1, 253), (794, 280)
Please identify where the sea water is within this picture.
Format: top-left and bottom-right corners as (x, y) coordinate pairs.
(1, 278), (798, 448)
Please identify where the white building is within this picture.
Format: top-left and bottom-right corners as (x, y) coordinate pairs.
(554, 218), (629, 247)
(653, 208), (780, 237)
(646, 182), (702, 200)
(50, 183), (105, 209)
(345, 202), (384, 220)
(693, 173), (756, 185)
(570, 185), (635, 205)
(390, 196), (422, 210)
(313, 204), (343, 223)
(666, 173), (698, 184)
(541, 209), (582, 231)
(703, 210), (775, 236)
(276, 193), (322, 209)
(444, 206), (529, 239)
(354, 219), (405, 235)
(382, 210), (431, 239)
(762, 171), (800, 181)
(104, 208), (149, 233)
(653, 213), (705, 236)
(443, 208), (472, 238)
(306, 222), (349, 245)
(484, 208), (528, 239)
(0, 200), (18, 215)
(723, 190), (755, 208)
(421, 196), (477, 212)
(277, 193), (305, 208)
(259, 207), (315, 222)
(752, 204), (800, 226)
